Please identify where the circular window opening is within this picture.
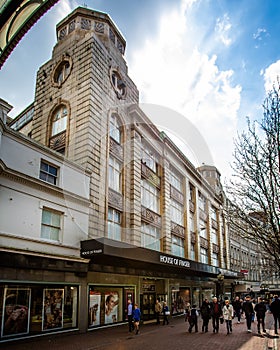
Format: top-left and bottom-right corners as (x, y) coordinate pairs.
(110, 68), (127, 99)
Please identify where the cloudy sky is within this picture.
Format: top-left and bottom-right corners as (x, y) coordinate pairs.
(1, 0), (280, 181)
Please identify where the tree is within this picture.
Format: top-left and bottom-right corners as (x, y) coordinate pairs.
(226, 83), (280, 273)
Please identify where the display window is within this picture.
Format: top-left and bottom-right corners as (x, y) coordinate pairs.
(88, 286), (135, 328)
(0, 284), (78, 340)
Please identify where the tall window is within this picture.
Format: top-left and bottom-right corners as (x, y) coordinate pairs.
(190, 243), (195, 260)
(108, 208), (121, 241)
(41, 208), (61, 242)
(170, 171), (183, 192)
(212, 252), (219, 267)
(200, 247), (208, 264)
(189, 213), (195, 232)
(141, 222), (160, 251)
(39, 160), (58, 185)
(171, 199), (184, 226)
(171, 235), (184, 257)
(198, 192), (206, 211)
(189, 183), (195, 202)
(199, 220), (207, 238)
(109, 156), (122, 192)
(51, 105), (68, 136)
(141, 144), (157, 173)
(211, 228), (218, 244)
(109, 114), (121, 143)
(141, 179), (159, 213)
(211, 206), (217, 221)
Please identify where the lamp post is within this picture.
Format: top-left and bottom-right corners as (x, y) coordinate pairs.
(216, 272), (224, 301)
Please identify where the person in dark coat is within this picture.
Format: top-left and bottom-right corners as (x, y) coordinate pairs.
(232, 296), (242, 323)
(210, 297), (223, 333)
(200, 298), (211, 332)
(270, 295), (280, 334)
(242, 295), (254, 333)
(254, 298), (267, 334)
(188, 305), (198, 333)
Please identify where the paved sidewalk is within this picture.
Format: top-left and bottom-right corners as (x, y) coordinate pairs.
(2, 313), (279, 350)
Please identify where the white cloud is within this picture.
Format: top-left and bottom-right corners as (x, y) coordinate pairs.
(215, 14), (232, 47)
(129, 0), (241, 180)
(261, 60), (280, 92)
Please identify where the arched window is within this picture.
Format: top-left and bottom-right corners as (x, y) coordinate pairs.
(49, 105), (68, 154)
(109, 113), (121, 144)
(52, 105), (67, 136)
(52, 55), (72, 87)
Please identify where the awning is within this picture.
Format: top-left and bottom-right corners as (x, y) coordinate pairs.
(81, 238), (237, 279)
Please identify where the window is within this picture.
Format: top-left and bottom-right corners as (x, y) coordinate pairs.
(141, 222), (160, 251)
(41, 208), (61, 241)
(109, 156), (122, 192)
(52, 56), (72, 87)
(199, 221), (207, 238)
(109, 114), (121, 143)
(190, 243), (195, 260)
(171, 235), (184, 257)
(211, 206), (217, 221)
(141, 179), (160, 213)
(40, 160), (58, 185)
(211, 228), (218, 244)
(110, 68), (126, 99)
(212, 252), (219, 267)
(171, 199), (184, 226)
(198, 192), (206, 211)
(200, 247), (208, 264)
(141, 144), (157, 173)
(170, 171), (183, 192)
(189, 213), (195, 232)
(108, 208), (121, 241)
(51, 105), (68, 136)
(189, 183), (195, 202)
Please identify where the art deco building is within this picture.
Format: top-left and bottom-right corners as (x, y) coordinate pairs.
(0, 7), (238, 343)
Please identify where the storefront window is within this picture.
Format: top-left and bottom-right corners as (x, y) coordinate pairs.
(88, 286), (135, 328)
(0, 284), (78, 340)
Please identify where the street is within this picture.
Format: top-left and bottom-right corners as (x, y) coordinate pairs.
(3, 313), (278, 350)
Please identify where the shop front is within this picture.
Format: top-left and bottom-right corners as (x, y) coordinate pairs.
(81, 238), (231, 322)
(0, 251), (88, 344)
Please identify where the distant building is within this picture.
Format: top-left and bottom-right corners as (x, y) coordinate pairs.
(1, 7), (238, 343)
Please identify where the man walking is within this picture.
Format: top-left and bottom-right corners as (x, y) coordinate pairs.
(127, 299), (134, 332)
(155, 299), (162, 325)
(254, 298), (267, 334)
(210, 297), (223, 333)
(242, 295), (254, 333)
(232, 296), (242, 323)
(270, 295), (280, 334)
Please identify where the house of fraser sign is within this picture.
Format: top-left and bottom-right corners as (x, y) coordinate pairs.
(159, 255), (191, 268)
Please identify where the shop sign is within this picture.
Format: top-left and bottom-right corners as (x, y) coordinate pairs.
(81, 248), (103, 257)
(159, 255), (190, 268)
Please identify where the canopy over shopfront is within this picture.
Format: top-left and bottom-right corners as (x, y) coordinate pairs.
(81, 238), (238, 280)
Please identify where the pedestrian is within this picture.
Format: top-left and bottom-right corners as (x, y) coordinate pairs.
(223, 299), (234, 335)
(127, 299), (134, 332)
(232, 296), (242, 323)
(188, 304), (199, 333)
(200, 298), (211, 332)
(254, 298), (267, 334)
(162, 301), (170, 325)
(155, 299), (162, 325)
(242, 295), (254, 333)
(210, 297), (223, 333)
(270, 295), (280, 334)
(132, 303), (141, 335)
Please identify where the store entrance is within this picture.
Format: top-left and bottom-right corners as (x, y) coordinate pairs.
(140, 293), (155, 321)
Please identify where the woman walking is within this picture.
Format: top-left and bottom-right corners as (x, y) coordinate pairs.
(223, 299), (234, 335)
(132, 303), (141, 335)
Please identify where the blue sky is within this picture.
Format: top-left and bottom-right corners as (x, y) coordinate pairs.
(1, 0), (280, 181)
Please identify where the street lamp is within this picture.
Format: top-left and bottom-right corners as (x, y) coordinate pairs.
(216, 272), (224, 300)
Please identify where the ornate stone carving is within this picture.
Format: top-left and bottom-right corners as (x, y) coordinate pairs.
(141, 206), (161, 227)
(141, 162), (160, 188)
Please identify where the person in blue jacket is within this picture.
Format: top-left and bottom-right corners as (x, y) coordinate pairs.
(162, 301), (170, 325)
(132, 303), (141, 334)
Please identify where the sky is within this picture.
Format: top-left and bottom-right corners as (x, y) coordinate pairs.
(1, 0), (280, 182)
